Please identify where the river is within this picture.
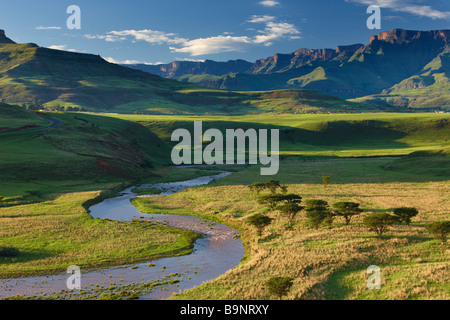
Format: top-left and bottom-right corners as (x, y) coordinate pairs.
(0, 171), (245, 300)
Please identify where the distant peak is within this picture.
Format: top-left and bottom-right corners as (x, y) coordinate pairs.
(0, 30), (16, 44)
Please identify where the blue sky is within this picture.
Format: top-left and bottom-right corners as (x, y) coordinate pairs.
(0, 0), (449, 65)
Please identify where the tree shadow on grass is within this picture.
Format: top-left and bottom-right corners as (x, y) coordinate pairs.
(0, 250), (55, 265)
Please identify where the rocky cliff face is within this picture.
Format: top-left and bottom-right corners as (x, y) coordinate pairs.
(370, 29), (450, 45)
(0, 30), (16, 44)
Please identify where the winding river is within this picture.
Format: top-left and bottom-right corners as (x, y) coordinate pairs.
(0, 171), (245, 300)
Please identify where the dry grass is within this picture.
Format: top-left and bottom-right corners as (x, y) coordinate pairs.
(137, 180), (449, 300)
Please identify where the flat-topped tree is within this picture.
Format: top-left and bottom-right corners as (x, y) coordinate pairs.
(247, 213), (273, 237)
(249, 179), (287, 194)
(265, 179), (287, 194)
(392, 207), (418, 225)
(305, 199), (333, 229)
(426, 221), (450, 245)
(363, 213), (398, 237)
(333, 201), (363, 225)
(257, 194), (285, 211)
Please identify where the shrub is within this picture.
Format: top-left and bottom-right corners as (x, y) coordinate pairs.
(322, 176), (331, 186)
(426, 221), (450, 245)
(265, 277), (293, 300)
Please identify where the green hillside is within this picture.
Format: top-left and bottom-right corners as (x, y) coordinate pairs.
(111, 112), (450, 158)
(0, 103), (171, 205)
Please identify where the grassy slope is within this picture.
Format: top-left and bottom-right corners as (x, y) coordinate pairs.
(0, 104), (215, 278)
(0, 104), (173, 204)
(132, 156), (449, 300)
(109, 112), (450, 157)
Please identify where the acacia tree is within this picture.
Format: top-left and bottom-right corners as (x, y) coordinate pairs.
(265, 277), (293, 300)
(249, 180), (287, 194)
(305, 199), (333, 229)
(247, 213), (273, 237)
(257, 194), (284, 211)
(392, 207), (418, 225)
(265, 179), (287, 194)
(333, 202), (363, 225)
(248, 182), (266, 194)
(272, 193), (303, 227)
(363, 213), (398, 237)
(426, 221), (450, 245)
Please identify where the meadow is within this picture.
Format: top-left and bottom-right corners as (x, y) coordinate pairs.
(133, 157), (450, 300)
(0, 107), (448, 299)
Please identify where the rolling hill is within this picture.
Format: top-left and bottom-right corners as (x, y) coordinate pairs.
(0, 29), (379, 115)
(129, 29), (450, 110)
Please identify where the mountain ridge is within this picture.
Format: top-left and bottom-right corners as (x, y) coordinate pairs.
(128, 28), (449, 109)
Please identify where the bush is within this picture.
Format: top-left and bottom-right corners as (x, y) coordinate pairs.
(0, 247), (20, 257)
(426, 221), (450, 244)
(265, 277), (293, 300)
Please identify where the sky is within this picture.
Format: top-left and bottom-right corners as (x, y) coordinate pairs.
(0, 0), (449, 65)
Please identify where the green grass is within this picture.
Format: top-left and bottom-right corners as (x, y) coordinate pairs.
(0, 190), (201, 278)
(107, 112), (450, 157)
(0, 103), (50, 132)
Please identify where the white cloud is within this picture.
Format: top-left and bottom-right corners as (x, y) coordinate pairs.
(104, 57), (163, 65)
(248, 15), (276, 23)
(47, 44), (77, 52)
(108, 29), (187, 45)
(259, 0), (280, 7)
(346, 0), (450, 19)
(172, 16), (300, 56)
(88, 15), (300, 57)
(36, 26), (61, 30)
(254, 21), (301, 44)
(172, 35), (253, 55)
(84, 34), (123, 42)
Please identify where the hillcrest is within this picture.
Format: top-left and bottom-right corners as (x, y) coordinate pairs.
(171, 121), (279, 175)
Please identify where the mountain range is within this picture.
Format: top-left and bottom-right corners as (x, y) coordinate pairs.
(0, 28), (448, 113)
(127, 29), (450, 110)
(0, 29), (379, 114)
